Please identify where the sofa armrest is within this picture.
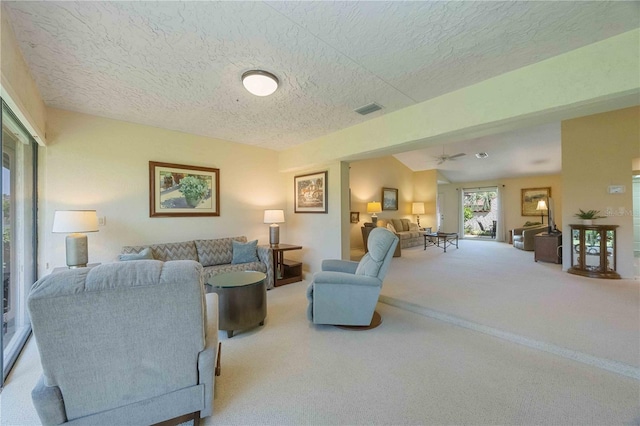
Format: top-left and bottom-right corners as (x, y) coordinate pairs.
(256, 246), (275, 290)
(321, 259), (359, 274)
(198, 293), (219, 418)
(31, 374), (67, 425)
(313, 271), (381, 287)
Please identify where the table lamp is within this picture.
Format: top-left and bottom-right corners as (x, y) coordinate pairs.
(52, 210), (99, 268)
(366, 202), (382, 225)
(412, 202), (425, 227)
(264, 209), (285, 246)
(536, 200), (548, 225)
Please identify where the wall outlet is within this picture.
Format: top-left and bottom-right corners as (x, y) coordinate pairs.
(98, 216), (106, 226)
(608, 185), (625, 194)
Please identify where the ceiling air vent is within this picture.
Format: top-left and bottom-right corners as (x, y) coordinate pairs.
(354, 102), (383, 116)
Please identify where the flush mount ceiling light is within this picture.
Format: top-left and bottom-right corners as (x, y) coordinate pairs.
(242, 70), (279, 96)
(475, 152), (489, 159)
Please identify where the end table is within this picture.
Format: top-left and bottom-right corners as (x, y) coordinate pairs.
(260, 244), (303, 287)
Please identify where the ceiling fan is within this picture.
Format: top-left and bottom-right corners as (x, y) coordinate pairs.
(434, 147), (466, 165)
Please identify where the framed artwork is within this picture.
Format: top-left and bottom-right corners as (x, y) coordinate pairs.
(382, 187), (398, 210)
(350, 212), (360, 223)
(149, 161), (220, 217)
(294, 171), (327, 213)
(521, 187), (550, 216)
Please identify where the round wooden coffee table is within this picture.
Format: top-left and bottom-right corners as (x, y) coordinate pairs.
(207, 271), (267, 338)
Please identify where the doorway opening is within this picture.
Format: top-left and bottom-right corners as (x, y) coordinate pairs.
(463, 188), (498, 239)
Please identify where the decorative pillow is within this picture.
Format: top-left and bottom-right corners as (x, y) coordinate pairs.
(119, 247), (153, 261)
(399, 219), (410, 231)
(391, 219), (404, 233)
(408, 222), (419, 231)
(231, 240), (259, 264)
(387, 222), (397, 233)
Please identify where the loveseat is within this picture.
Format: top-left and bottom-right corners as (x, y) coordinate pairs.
(511, 224), (547, 251)
(121, 236), (275, 289)
(382, 218), (423, 249)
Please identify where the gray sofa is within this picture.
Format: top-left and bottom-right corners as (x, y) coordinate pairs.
(121, 236), (275, 289)
(512, 224), (547, 251)
(28, 260), (218, 425)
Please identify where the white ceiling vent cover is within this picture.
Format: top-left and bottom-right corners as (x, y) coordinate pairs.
(354, 102), (383, 115)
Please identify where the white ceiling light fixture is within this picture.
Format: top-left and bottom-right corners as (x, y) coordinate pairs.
(475, 152), (489, 159)
(242, 70), (279, 96)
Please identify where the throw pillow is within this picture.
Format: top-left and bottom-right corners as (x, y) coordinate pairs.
(387, 222), (397, 233)
(231, 240), (259, 264)
(119, 247), (153, 261)
(391, 219), (403, 233)
(408, 222), (419, 231)
(399, 218), (410, 231)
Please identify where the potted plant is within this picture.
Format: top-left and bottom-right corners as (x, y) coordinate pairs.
(574, 209), (605, 225)
(179, 175), (208, 208)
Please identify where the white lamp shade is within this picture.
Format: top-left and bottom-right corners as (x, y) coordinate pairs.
(412, 202), (425, 215)
(536, 200), (548, 211)
(242, 71), (279, 96)
(52, 210), (99, 233)
(366, 202), (382, 214)
(264, 209), (285, 224)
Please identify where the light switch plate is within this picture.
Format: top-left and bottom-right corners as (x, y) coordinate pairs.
(608, 185), (625, 194)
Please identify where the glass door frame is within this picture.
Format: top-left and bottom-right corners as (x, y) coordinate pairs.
(0, 99), (39, 387)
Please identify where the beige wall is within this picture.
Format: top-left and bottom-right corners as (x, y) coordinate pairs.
(0, 8), (47, 142)
(39, 108), (284, 275)
(348, 156), (416, 249)
(561, 106), (640, 278)
(281, 161), (347, 275)
(438, 174), (563, 238)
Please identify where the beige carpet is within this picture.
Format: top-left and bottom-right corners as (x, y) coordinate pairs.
(2, 240), (639, 425)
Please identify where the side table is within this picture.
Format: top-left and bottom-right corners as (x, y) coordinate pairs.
(534, 232), (562, 264)
(261, 244), (303, 287)
(206, 271), (267, 338)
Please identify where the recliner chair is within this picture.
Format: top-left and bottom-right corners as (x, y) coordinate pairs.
(28, 260), (219, 425)
(306, 227), (399, 326)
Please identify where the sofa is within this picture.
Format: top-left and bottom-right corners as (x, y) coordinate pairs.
(28, 260), (218, 425)
(382, 218), (424, 249)
(511, 224), (547, 251)
(121, 236), (275, 289)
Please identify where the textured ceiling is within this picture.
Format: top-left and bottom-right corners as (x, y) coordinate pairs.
(4, 1), (638, 154)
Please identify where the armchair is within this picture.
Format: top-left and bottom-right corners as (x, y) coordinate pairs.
(306, 227), (399, 326)
(28, 260), (219, 425)
(512, 224), (547, 251)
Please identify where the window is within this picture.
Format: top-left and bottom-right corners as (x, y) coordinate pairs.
(1, 100), (38, 387)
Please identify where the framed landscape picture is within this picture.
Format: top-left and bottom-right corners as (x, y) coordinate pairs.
(294, 171), (327, 213)
(382, 187), (398, 210)
(521, 187), (550, 216)
(149, 161), (220, 217)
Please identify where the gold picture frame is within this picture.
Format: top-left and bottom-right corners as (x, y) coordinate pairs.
(521, 187), (550, 216)
(149, 161), (220, 217)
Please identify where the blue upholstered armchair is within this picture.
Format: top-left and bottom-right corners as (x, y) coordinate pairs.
(28, 260), (219, 425)
(306, 227), (399, 326)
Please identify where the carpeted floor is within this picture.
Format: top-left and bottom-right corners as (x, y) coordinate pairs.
(2, 239), (639, 425)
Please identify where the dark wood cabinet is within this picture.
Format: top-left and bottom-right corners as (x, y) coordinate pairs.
(534, 233), (562, 264)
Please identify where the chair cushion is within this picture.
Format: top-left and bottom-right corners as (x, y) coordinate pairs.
(356, 228), (397, 277)
(195, 237), (246, 266)
(231, 240), (258, 264)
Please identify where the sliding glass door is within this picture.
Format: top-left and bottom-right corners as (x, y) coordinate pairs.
(1, 100), (38, 387)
